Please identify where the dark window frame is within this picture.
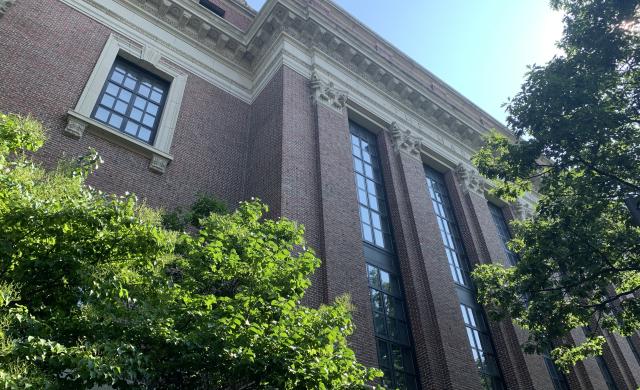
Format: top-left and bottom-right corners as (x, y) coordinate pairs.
(198, 0), (225, 18)
(543, 354), (570, 390)
(91, 56), (169, 145)
(488, 203), (520, 266)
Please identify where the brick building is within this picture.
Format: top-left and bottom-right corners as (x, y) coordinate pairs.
(1, 0), (639, 388)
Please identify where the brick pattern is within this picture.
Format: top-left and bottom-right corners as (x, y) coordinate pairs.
(199, 0), (253, 31)
(3, 1), (640, 388)
(245, 68), (283, 216)
(0, 0), (251, 212)
(280, 68), (324, 308)
(314, 102), (377, 368)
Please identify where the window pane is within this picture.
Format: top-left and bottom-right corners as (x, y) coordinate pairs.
(106, 82), (119, 96)
(124, 121), (138, 135)
(114, 100), (127, 114)
(362, 223), (373, 242)
(95, 107), (109, 122)
(101, 94), (115, 108)
(119, 89), (132, 103)
(130, 108), (143, 122)
(111, 70), (125, 83)
(138, 127), (152, 142)
(150, 90), (163, 103)
(108, 114), (123, 128)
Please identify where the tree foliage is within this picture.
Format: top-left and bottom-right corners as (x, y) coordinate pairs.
(471, 0), (640, 370)
(0, 113), (380, 388)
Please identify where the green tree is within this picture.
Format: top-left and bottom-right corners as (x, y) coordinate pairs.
(0, 113), (380, 388)
(471, 0), (640, 370)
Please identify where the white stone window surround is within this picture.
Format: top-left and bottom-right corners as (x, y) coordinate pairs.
(65, 33), (187, 174)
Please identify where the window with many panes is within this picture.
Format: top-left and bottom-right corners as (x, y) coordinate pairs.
(92, 57), (169, 145)
(424, 167), (505, 390)
(543, 354), (570, 390)
(488, 203), (519, 266)
(351, 131), (393, 251)
(367, 264), (417, 389)
(350, 121), (418, 390)
(425, 167), (472, 287)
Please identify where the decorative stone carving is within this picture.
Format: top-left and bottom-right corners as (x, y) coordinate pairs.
(149, 154), (170, 174)
(513, 200), (535, 220)
(310, 71), (348, 113)
(455, 163), (489, 196)
(0, 0), (16, 18)
(389, 122), (423, 159)
(63, 116), (88, 139)
(142, 46), (162, 67)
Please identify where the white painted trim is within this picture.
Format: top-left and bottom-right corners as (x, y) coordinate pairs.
(67, 110), (173, 161)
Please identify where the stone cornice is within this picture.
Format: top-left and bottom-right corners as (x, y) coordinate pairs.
(117, 0), (510, 150)
(63, 0), (514, 160)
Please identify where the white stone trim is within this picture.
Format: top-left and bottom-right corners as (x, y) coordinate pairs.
(69, 33), (186, 174)
(310, 71), (347, 113)
(67, 110), (173, 170)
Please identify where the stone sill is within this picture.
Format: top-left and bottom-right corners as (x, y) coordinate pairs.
(64, 110), (173, 174)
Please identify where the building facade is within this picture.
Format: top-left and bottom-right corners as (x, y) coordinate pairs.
(1, 0), (639, 388)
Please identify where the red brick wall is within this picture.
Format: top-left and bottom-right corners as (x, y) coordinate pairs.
(0, 0), (251, 212)
(245, 68), (283, 216)
(314, 102), (378, 367)
(280, 68), (325, 308)
(3, 1), (639, 388)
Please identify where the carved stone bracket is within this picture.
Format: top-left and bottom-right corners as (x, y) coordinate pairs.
(0, 0), (15, 18)
(149, 154), (170, 174)
(63, 116), (88, 139)
(512, 199), (535, 220)
(455, 163), (490, 197)
(310, 71), (348, 113)
(64, 112), (172, 174)
(389, 122), (423, 159)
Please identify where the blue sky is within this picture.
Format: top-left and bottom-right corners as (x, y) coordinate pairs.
(245, 0), (564, 124)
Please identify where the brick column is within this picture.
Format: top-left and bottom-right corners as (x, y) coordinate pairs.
(377, 138), (483, 389)
(601, 332), (640, 389)
(445, 179), (545, 390)
(313, 101), (377, 367)
(280, 68), (324, 308)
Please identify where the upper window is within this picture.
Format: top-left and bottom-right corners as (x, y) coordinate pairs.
(199, 0), (225, 18)
(351, 129), (393, 251)
(92, 57), (169, 145)
(425, 167), (472, 287)
(488, 203), (520, 266)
